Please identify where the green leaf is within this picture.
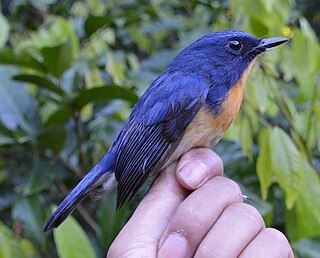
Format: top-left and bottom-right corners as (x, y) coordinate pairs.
(287, 162), (320, 241)
(12, 195), (47, 246)
(45, 107), (72, 125)
(0, 67), (40, 135)
(37, 124), (66, 154)
(22, 155), (55, 195)
(106, 52), (126, 85)
(75, 85), (138, 109)
(13, 74), (64, 96)
(313, 101), (320, 121)
(41, 38), (73, 78)
(270, 127), (304, 208)
(256, 128), (273, 200)
(84, 16), (115, 36)
(97, 191), (130, 249)
(0, 13), (10, 47)
(53, 210), (96, 258)
(0, 224), (39, 258)
(0, 47), (46, 72)
(18, 16), (79, 60)
(249, 16), (269, 37)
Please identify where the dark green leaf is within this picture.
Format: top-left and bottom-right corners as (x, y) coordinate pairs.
(75, 85), (138, 109)
(37, 124), (66, 154)
(12, 195), (47, 246)
(84, 16), (115, 37)
(97, 191), (130, 249)
(41, 38), (73, 78)
(13, 74), (64, 96)
(46, 106), (72, 125)
(0, 48), (46, 72)
(22, 155), (55, 195)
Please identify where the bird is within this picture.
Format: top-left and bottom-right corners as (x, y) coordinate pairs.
(43, 30), (288, 231)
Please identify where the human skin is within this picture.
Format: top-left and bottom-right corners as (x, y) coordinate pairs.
(107, 148), (294, 258)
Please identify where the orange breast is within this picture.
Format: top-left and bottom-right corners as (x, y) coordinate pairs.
(161, 59), (256, 169)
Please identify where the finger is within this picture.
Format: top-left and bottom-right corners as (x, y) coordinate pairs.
(109, 148), (223, 257)
(176, 148), (224, 190)
(194, 203), (265, 258)
(108, 161), (186, 257)
(158, 176), (243, 258)
(239, 228), (294, 258)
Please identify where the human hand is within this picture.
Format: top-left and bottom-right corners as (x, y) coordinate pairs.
(107, 148), (293, 258)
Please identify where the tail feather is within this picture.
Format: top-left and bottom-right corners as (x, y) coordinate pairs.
(43, 154), (115, 232)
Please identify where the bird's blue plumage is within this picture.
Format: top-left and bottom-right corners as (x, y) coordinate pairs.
(43, 30), (288, 231)
(114, 74), (209, 206)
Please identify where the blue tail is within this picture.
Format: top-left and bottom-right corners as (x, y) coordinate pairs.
(43, 152), (116, 232)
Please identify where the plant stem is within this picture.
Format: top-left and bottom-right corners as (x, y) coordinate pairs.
(305, 81), (319, 147)
(56, 178), (99, 234)
(73, 111), (88, 172)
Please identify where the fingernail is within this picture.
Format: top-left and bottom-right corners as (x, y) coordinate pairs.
(178, 160), (207, 188)
(158, 233), (188, 258)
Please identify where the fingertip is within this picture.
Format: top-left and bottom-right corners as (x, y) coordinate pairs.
(176, 148), (224, 190)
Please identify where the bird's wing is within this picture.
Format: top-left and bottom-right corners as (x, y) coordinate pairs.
(114, 74), (209, 208)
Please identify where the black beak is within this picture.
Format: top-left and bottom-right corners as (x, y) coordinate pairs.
(256, 37), (289, 51)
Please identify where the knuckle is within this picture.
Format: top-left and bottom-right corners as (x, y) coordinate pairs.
(108, 239), (154, 258)
(226, 203), (265, 228)
(195, 244), (223, 258)
(262, 228), (290, 245)
(260, 228), (294, 257)
(215, 176), (243, 201)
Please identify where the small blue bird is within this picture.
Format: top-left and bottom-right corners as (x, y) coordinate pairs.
(44, 30), (288, 231)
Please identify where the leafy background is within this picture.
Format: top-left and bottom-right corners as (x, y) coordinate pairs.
(0, 0), (319, 257)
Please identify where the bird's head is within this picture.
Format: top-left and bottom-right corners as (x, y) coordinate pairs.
(168, 30), (288, 90)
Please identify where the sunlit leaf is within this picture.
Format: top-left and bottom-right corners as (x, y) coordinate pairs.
(286, 162), (320, 242)
(0, 224), (39, 258)
(41, 38), (73, 78)
(53, 210), (96, 258)
(256, 128), (273, 200)
(106, 52), (126, 85)
(19, 16), (79, 60)
(270, 127), (304, 208)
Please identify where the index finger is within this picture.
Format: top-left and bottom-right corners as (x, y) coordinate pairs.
(107, 148), (223, 257)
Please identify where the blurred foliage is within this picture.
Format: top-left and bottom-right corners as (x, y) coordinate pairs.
(0, 0), (319, 257)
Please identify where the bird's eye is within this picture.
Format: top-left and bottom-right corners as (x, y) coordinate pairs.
(227, 39), (242, 51)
